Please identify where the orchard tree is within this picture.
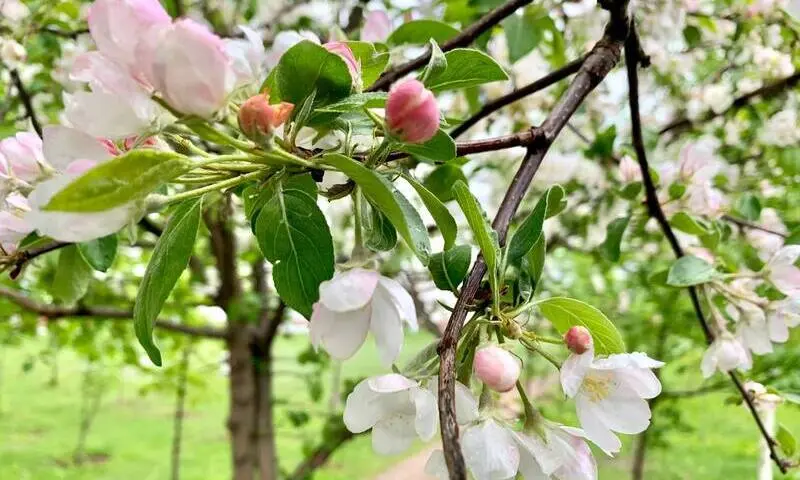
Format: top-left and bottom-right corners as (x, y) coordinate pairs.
(1, 0), (800, 479)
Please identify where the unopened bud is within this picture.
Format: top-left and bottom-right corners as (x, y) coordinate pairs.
(473, 345), (521, 393)
(564, 326), (593, 354)
(386, 78), (439, 144)
(238, 93), (294, 141)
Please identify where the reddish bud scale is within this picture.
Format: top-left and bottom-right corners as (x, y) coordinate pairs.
(238, 93), (294, 141)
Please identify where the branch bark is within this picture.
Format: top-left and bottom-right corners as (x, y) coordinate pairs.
(171, 342), (193, 480)
(367, 0), (535, 91)
(722, 214), (788, 239)
(287, 429), (357, 480)
(437, 18), (627, 479)
(9, 69), (42, 136)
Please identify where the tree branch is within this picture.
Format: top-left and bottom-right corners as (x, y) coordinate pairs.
(287, 429), (358, 480)
(659, 71), (800, 136)
(367, 0), (535, 91)
(624, 30), (789, 474)
(437, 19), (627, 479)
(0, 286), (227, 339)
(722, 214), (788, 239)
(9, 69), (42, 136)
(450, 54), (587, 139)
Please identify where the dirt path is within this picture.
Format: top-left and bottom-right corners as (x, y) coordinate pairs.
(373, 375), (559, 480)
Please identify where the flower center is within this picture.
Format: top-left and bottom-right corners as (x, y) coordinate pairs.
(582, 372), (613, 402)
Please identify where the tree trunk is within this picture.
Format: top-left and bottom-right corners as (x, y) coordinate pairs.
(254, 357), (278, 480)
(631, 430), (649, 480)
(73, 363), (103, 464)
(171, 343), (193, 480)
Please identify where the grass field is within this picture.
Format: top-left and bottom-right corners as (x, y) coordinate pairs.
(1, 332), (798, 479)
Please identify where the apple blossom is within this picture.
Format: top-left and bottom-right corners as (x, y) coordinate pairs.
(143, 19), (235, 118)
(0, 193), (33, 252)
(265, 30), (321, 68)
(342, 374), (437, 455)
(766, 245), (800, 297)
(361, 11), (392, 42)
(238, 93), (294, 140)
(0, 38), (25, 66)
(564, 326), (593, 354)
(766, 298), (800, 343)
(64, 91), (158, 139)
(0, 0), (29, 21)
(386, 79), (440, 144)
(0, 132), (46, 182)
(309, 268), (417, 366)
(618, 155), (640, 183)
(225, 26), (268, 87)
(560, 340), (664, 455)
(473, 345), (521, 392)
(324, 42), (361, 89)
(745, 208), (787, 259)
(700, 332), (752, 378)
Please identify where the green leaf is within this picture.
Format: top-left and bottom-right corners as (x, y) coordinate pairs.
(347, 41), (390, 88)
(51, 245), (93, 304)
(423, 163), (468, 203)
(269, 40), (352, 107)
(452, 181), (500, 287)
(315, 93), (387, 114)
(601, 216), (631, 262)
(429, 245), (471, 292)
(424, 48), (508, 92)
(420, 39), (448, 83)
(397, 129), (457, 164)
(735, 194), (762, 221)
(254, 176), (335, 317)
(322, 154), (431, 264)
(666, 255), (720, 287)
(387, 20), (459, 45)
(362, 197), (398, 252)
(503, 13), (543, 64)
(537, 297), (626, 354)
(544, 185), (567, 218)
(670, 212), (710, 236)
(134, 196), (203, 366)
(523, 234), (546, 289)
(583, 125), (617, 160)
(44, 150), (189, 212)
(506, 186), (565, 267)
(618, 182), (642, 200)
(77, 234), (118, 272)
(401, 173), (457, 250)
(777, 424), (797, 457)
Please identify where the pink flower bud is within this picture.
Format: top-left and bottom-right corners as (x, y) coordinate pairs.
(324, 41), (361, 87)
(238, 93), (294, 140)
(473, 345), (521, 392)
(564, 326), (593, 354)
(386, 79), (439, 144)
(0, 132), (45, 182)
(618, 155), (640, 183)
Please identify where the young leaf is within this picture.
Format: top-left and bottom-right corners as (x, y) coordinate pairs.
(667, 255), (720, 287)
(51, 245), (93, 304)
(537, 297), (626, 354)
(424, 163), (468, 203)
(503, 13), (544, 64)
(506, 185), (565, 265)
(362, 197), (398, 252)
(419, 39), (448, 83)
(544, 185), (567, 218)
(396, 129), (457, 164)
(314, 93), (387, 114)
(322, 154), (431, 264)
(735, 194), (762, 221)
(44, 150), (189, 212)
(134, 196), (204, 366)
(777, 424), (797, 457)
(523, 233), (546, 290)
(387, 19), (459, 45)
(268, 40), (352, 107)
(429, 245), (471, 292)
(77, 234), (118, 272)
(401, 173), (457, 250)
(452, 181), (500, 285)
(670, 212), (710, 236)
(346, 41), (390, 88)
(254, 176), (335, 317)
(424, 49), (508, 92)
(601, 216), (631, 262)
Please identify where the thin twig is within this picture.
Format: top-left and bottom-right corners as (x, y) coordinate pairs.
(722, 214), (788, 239)
(624, 30), (788, 474)
(9, 69), (42, 136)
(286, 429), (358, 480)
(367, 0), (535, 91)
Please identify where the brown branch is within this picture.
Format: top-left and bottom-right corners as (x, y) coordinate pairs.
(722, 214), (789, 239)
(659, 71), (800, 136)
(287, 429), (358, 480)
(367, 0), (535, 92)
(437, 18), (627, 479)
(0, 286), (227, 339)
(7, 241), (70, 279)
(9, 69), (42, 136)
(41, 26), (90, 38)
(625, 30), (789, 474)
(450, 55), (587, 139)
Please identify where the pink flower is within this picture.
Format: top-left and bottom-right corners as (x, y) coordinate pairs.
(238, 93), (294, 140)
(564, 326), (593, 354)
(618, 155), (640, 183)
(0, 193), (33, 252)
(0, 132), (45, 182)
(473, 345), (521, 392)
(87, 0), (171, 77)
(324, 41), (361, 88)
(361, 11), (392, 42)
(766, 245), (800, 298)
(701, 333), (751, 378)
(386, 79), (439, 144)
(142, 19), (235, 117)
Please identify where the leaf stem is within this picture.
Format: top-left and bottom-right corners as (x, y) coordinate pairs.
(165, 169), (271, 206)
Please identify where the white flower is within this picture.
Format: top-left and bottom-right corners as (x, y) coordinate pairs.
(735, 302), (773, 355)
(310, 268), (417, 366)
(224, 26), (267, 88)
(745, 208), (787, 260)
(701, 333), (752, 378)
(618, 155), (640, 183)
(343, 374), (437, 455)
(560, 344), (664, 455)
(766, 245), (800, 297)
(265, 30), (320, 68)
(766, 298), (800, 343)
(0, 38), (26, 66)
(0, 0), (29, 22)
(761, 109), (800, 147)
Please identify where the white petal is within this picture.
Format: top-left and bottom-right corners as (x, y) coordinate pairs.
(371, 281), (405, 366)
(770, 265), (800, 297)
(64, 91), (153, 139)
(589, 389), (652, 434)
(343, 378), (384, 433)
(462, 420), (520, 480)
(617, 368), (662, 399)
(700, 343), (718, 378)
(368, 373), (416, 393)
(42, 125), (112, 171)
(309, 302), (370, 361)
(560, 349), (593, 398)
(768, 310), (791, 343)
(510, 430), (559, 477)
(372, 414), (417, 455)
(768, 245), (800, 268)
(411, 387), (438, 441)
(424, 450), (449, 480)
(591, 352), (664, 370)
(319, 268), (379, 312)
(575, 398), (621, 456)
(455, 381), (480, 424)
(377, 276), (418, 330)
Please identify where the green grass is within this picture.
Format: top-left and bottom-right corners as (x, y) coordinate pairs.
(1, 333), (799, 479)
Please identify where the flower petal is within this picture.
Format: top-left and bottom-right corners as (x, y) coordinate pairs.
(372, 414), (417, 455)
(462, 420), (520, 480)
(343, 378), (384, 433)
(575, 397), (622, 456)
(368, 373), (416, 393)
(319, 268), (380, 312)
(309, 302), (370, 361)
(560, 348), (594, 398)
(411, 387), (438, 441)
(377, 276), (418, 330)
(590, 390), (652, 435)
(371, 282), (405, 366)
(424, 450), (449, 480)
(770, 265), (800, 297)
(43, 125), (112, 171)
(617, 367), (662, 399)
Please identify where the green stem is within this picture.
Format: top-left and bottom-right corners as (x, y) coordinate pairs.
(521, 339), (562, 369)
(516, 380), (543, 431)
(352, 189), (366, 261)
(366, 137), (395, 168)
(164, 170), (270, 206)
(264, 146), (316, 169)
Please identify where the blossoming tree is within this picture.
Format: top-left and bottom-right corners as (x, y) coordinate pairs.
(1, 0), (799, 479)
